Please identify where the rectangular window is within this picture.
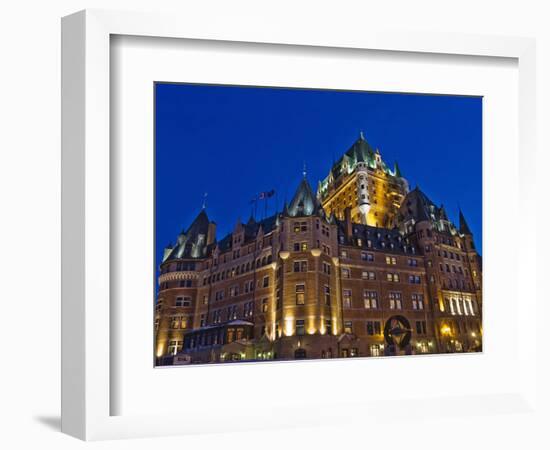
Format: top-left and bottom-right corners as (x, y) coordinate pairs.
(367, 321), (381, 336)
(293, 260), (308, 272)
(366, 321), (374, 335)
(340, 250), (348, 258)
(325, 319), (332, 335)
(324, 285), (331, 306)
(342, 267), (351, 278)
(262, 276), (269, 288)
(295, 284), (305, 305)
(168, 340), (182, 355)
(370, 344), (381, 357)
(416, 320), (427, 335)
(408, 258), (418, 267)
(389, 292), (402, 309)
(170, 316), (181, 329)
(344, 321), (353, 334)
(362, 271), (376, 280)
(387, 273), (399, 282)
(296, 319), (305, 336)
(322, 262), (331, 275)
(200, 314), (206, 327)
(244, 301), (254, 318)
(175, 296), (192, 307)
(363, 290), (378, 309)
(343, 289), (352, 308)
(361, 252), (374, 262)
(385, 256), (397, 265)
(261, 298), (268, 313)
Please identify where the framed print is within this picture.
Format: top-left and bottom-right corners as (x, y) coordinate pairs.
(61, 9), (538, 441)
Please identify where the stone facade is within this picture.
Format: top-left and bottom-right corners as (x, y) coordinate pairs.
(155, 134), (482, 365)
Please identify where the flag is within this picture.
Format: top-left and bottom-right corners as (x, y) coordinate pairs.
(259, 190), (275, 199)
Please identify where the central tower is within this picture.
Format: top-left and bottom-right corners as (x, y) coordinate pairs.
(317, 132), (409, 228)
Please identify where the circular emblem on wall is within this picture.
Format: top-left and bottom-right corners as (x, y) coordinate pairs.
(384, 315), (412, 349)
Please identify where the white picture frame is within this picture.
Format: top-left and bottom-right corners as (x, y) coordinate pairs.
(61, 9), (538, 441)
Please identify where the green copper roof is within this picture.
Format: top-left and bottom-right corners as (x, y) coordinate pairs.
(286, 177), (321, 217)
(459, 209), (473, 235)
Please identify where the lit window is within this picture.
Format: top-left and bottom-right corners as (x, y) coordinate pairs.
(363, 290), (378, 309)
(370, 344), (381, 357)
(342, 267), (351, 278)
(167, 340), (182, 355)
(343, 289), (352, 308)
(344, 321), (353, 334)
(296, 284), (305, 305)
(386, 273), (399, 282)
(389, 292), (402, 309)
(412, 294), (424, 310)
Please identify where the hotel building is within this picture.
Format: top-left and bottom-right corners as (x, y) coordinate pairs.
(155, 133), (482, 364)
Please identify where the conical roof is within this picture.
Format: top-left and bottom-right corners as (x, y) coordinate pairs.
(286, 178), (321, 217)
(459, 209), (473, 235)
(164, 209), (212, 260)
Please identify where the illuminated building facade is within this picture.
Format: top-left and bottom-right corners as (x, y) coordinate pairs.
(155, 134), (482, 365)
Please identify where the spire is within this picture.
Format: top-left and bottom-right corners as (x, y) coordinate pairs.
(286, 178), (320, 217)
(202, 192), (208, 209)
(359, 130), (365, 140)
(282, 201), (290, 216)
(393, 161), (402, 178)
(415, 194), (430, 222)
(302, 161), (307, 179)
(165, 208), (211, 261)
(439, 204), (448, 221)
(459, 209), (473, 235)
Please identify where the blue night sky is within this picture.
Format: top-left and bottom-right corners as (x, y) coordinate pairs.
(155, 83), (482, 269)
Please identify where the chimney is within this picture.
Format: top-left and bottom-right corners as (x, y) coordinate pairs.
(344, 207), (353, 240)
(207, 222), (217, 246)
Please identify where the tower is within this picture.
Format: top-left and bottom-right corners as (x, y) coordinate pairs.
(317, 132), (408, 227)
